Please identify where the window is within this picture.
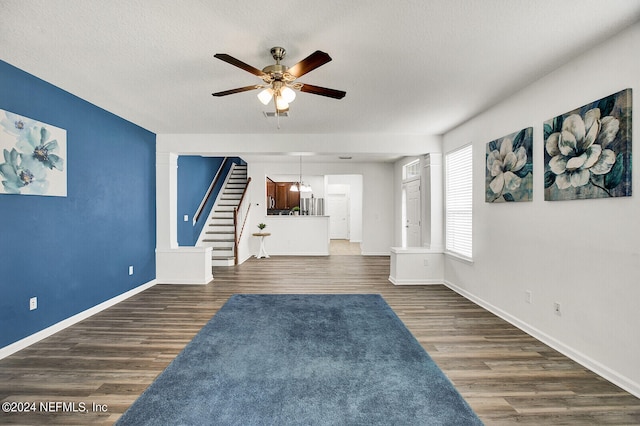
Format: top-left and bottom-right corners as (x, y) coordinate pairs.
(445, 144), (472, 259)
(403, 159), (420, 181)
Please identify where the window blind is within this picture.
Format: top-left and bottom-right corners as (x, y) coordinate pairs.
(445, 144), (473, 259)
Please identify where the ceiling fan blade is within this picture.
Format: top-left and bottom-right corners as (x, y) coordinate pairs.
(299, 84), (346, 99)
(214, 53), (266, 77)
(212, 85), (262, 97)
(287, 51), (332, 78)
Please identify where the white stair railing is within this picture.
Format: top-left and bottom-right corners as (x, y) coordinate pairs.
(233, 177), (251, 265)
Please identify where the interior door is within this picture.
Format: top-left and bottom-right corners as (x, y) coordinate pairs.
(327, 194), (349, 239)
(405, 179), (421, 247)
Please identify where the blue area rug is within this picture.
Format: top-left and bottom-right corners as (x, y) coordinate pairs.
(117, 294), (483, 425)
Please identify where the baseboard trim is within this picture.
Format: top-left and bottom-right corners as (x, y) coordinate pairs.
(443, 279), (640, 399)
(388, 276), (444, 285)
(158, 277), (213, 285)
(267, 252), (330, 256)
(0, 279), (158, 360)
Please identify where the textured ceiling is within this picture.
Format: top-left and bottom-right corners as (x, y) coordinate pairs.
(1, 0), (639, 137)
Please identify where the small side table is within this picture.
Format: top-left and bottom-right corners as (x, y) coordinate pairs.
(252, 232), (271, 259)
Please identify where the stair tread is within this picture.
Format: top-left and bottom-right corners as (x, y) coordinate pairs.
(199, 166), (249, 264)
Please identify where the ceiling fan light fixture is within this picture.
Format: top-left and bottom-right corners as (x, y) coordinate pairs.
(280, 86), (296, 103)
(275, 96), (289, 111)
(257, 88), (273, 105)
(213, 47), (346, 120)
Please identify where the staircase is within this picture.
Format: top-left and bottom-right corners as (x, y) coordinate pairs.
(200, 164), (248, 266)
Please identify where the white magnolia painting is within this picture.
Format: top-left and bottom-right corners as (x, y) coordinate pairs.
(0, 109), (66, 197)
(543, 89), (632, 201)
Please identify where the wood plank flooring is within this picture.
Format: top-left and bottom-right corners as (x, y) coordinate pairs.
(1, 255), (639, 425)
(329, 239), (361, 255)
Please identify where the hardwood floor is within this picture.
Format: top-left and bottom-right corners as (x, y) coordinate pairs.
(329, 239), (361, 255)
(1, 256), (639, 425)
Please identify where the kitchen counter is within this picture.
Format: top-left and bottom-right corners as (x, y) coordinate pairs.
(267, 209), (293, 215)
(253, 215), (330, 255)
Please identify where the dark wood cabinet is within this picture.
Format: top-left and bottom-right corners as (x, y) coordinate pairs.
(288, 185), (300, 209)
(274, 182), (299, 210)
(266, 177), (300, 212)
(266, 179), (276, 208)
(275, 183), (286, 209)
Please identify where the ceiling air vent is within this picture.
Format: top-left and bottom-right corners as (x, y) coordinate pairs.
(263, 111), (289, 118)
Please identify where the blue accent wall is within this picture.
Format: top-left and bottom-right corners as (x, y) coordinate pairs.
(177, 156), (224, 246)
(0, 60), (156, 348)
(177, 156), (244, 246)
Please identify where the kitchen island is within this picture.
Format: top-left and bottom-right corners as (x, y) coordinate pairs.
(253, 215), (330, 256)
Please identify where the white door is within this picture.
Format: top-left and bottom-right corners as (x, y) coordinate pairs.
(404, 179), (421, 247)
(328, 194), (349, 239)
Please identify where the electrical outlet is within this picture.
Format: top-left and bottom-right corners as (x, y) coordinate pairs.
(183, 214), (189, 222)
(128, 265), (134, 276)
(423, 258), (429, 266)
(554, 302), (561, 316)
(29, 297), (37, 311)
(525, 290), (532, 304)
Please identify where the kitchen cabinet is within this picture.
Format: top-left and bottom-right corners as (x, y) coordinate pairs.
(275, 183), (300, 210)
(266, 179), (276, 209)
(289, 186), (300, 209)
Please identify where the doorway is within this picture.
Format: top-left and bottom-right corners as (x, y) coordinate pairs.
(326, 175), (363, 254)
(403, 179), (421, 247)
(327, 193), (349, 240)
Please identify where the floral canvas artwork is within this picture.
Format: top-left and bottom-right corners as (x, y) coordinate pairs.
(0, 109), (66, 196)
(486, 127), (533, 202)
(544, 89), (632, 201)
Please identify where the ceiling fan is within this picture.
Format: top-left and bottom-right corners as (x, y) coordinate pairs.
(212, 47), (346, 114)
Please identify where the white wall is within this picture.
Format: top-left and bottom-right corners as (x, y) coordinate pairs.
(156, 133), (440, 157)
(442, 22), (640, 397)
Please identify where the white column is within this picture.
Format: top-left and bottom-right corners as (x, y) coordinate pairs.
(428, 153), (443, 251)
(156, 152), (213, 284)
(422, 153), (443, 251)
(156, 152), (178, 249)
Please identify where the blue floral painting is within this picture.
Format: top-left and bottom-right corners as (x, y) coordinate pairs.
(485, 127), (533, 202)
(0, 109), (66, 196)
(544, 89), (632, 201)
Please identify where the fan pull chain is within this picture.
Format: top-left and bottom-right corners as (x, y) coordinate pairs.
(273, 94), (281, 129)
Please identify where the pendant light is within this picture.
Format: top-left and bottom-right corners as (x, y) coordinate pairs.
(291, 156), (312, 193)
